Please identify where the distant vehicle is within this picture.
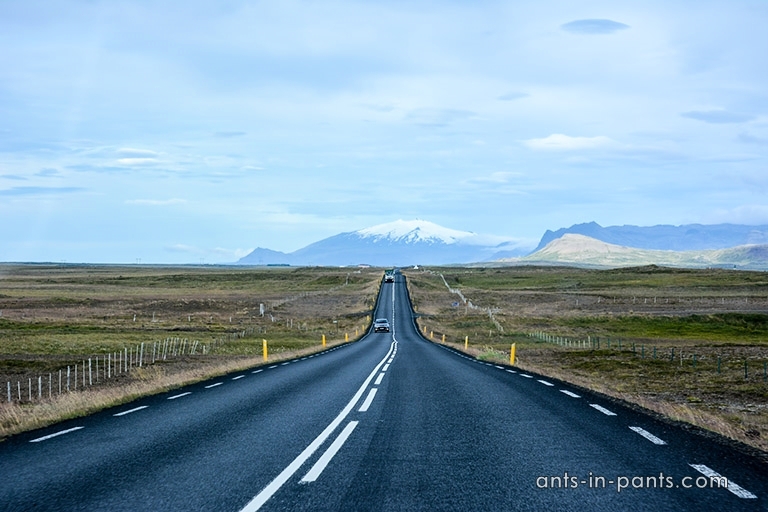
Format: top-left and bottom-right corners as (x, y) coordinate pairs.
(373, 318), (390, 333)
(384, 274), (394, 283)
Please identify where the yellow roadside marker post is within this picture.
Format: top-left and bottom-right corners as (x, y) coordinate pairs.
(441, 334), (446, 343)
(430, 331), (433, 339)
(510, 343), (516, 365)
(322, 334), (326, 348)
(465, 336), (469, 350)
(345, 333), (349, 342)
(262, 339), (268, 361)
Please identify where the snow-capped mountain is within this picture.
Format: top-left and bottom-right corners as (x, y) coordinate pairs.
(236, 219), (531, 266)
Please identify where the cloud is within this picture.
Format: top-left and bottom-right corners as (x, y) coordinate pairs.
(523, 134), (614, 151)
(498, 92), (529, 101)
(471, 171), (525, 184)
(35, 168), (60, 177)
(0, 186), (84, 196)
(125, 198), (186, 206)
(116, 158), (159, 166)
(1, 174), (27, 181)
(405, 108), (476, 127)
(681, 110), (755, 124)
(561, 19), (629, 35)
(117, 148), (158, 158)
(165, 244), (200, 254)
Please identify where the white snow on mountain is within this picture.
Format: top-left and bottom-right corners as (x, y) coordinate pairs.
(355, 219), (476, 245)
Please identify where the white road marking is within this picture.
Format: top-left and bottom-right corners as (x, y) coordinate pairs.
(268, 365), (278, 369)
(301, 421), (360, 483)
(232, 375), (245, 380)
(629, 426), (667, 445)
(388, 358), (394, 363)
(506, 369), (517, 374)
(689, 464), (757, 499)
(382, 363), (390, 372)
(252, 370), (263, 374)
(240, 341), (397, 512)
(281, 362), (290, 366)
(520, 374), (533, 378)
(494, 365), (504, 369)
(205, 382), (223, 389)
(374, 373), (385, 385)
(537, 380), (554, 386)
(358, 388), (378, 412)
(29, 426), (84, 443)
(560, 390), (581, 398)
(589, 404), (617, 416)
(113, 406), (148, 417)
(167, 392), (192, 400)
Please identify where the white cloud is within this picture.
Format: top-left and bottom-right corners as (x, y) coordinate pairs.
(117, 148), (158, 158)
(523, 134), (615, 151)
(117, 158), (159, 166)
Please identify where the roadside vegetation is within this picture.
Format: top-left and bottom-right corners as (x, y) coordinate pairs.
(404, 265), (768, 456)
(0, 264), (383, 440)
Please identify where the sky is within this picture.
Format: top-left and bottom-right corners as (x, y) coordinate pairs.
(1, 0), (767, 263)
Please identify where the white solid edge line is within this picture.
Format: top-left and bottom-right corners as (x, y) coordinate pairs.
(689, 464), (757, 499)
(30, 426), (84, 443)
(589, 404), (617, 416)
(374, 373), (385, 385)
(113, 405), (148, 417)
(301, 421), (359, 483)
(168, 392), (192, 400)
(205, 382), (223, 389)
(239, 341), (397, 512)
(358, 388), (378, 412)
(537, 380), (554, 386)
(560, 390), (581, 398)
(629, 426), (667, 445)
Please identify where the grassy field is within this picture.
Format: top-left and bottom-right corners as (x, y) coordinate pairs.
(0, 264), (383, 439)
(403, 265), (768, 456)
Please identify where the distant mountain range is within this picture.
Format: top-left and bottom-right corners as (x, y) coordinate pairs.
(517, 234), (768, 270)
(534, 221), (768, 252)
(236, 219), (530, 267)
(236, 219), (768, 269)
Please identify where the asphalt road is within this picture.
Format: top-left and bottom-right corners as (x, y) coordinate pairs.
(1, 272), (766, 511)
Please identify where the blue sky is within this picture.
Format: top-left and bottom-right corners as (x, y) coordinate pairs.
(1, 0), (767, 263)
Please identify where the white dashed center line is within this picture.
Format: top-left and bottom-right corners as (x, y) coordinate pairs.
(300, 421), (359, 483)
(382, 363), (390, 372)
(560, 390), (581, 398)
(374, 373), (385, 385)
(358, 388), (378, 412)
(537, 380), (554, 386)
(520, 374), (533, 379)
(205, 382), (223, 389)
(167, 392), (192, 400)
(252, 369), (263, 374)
(232, 375), (245, 380)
